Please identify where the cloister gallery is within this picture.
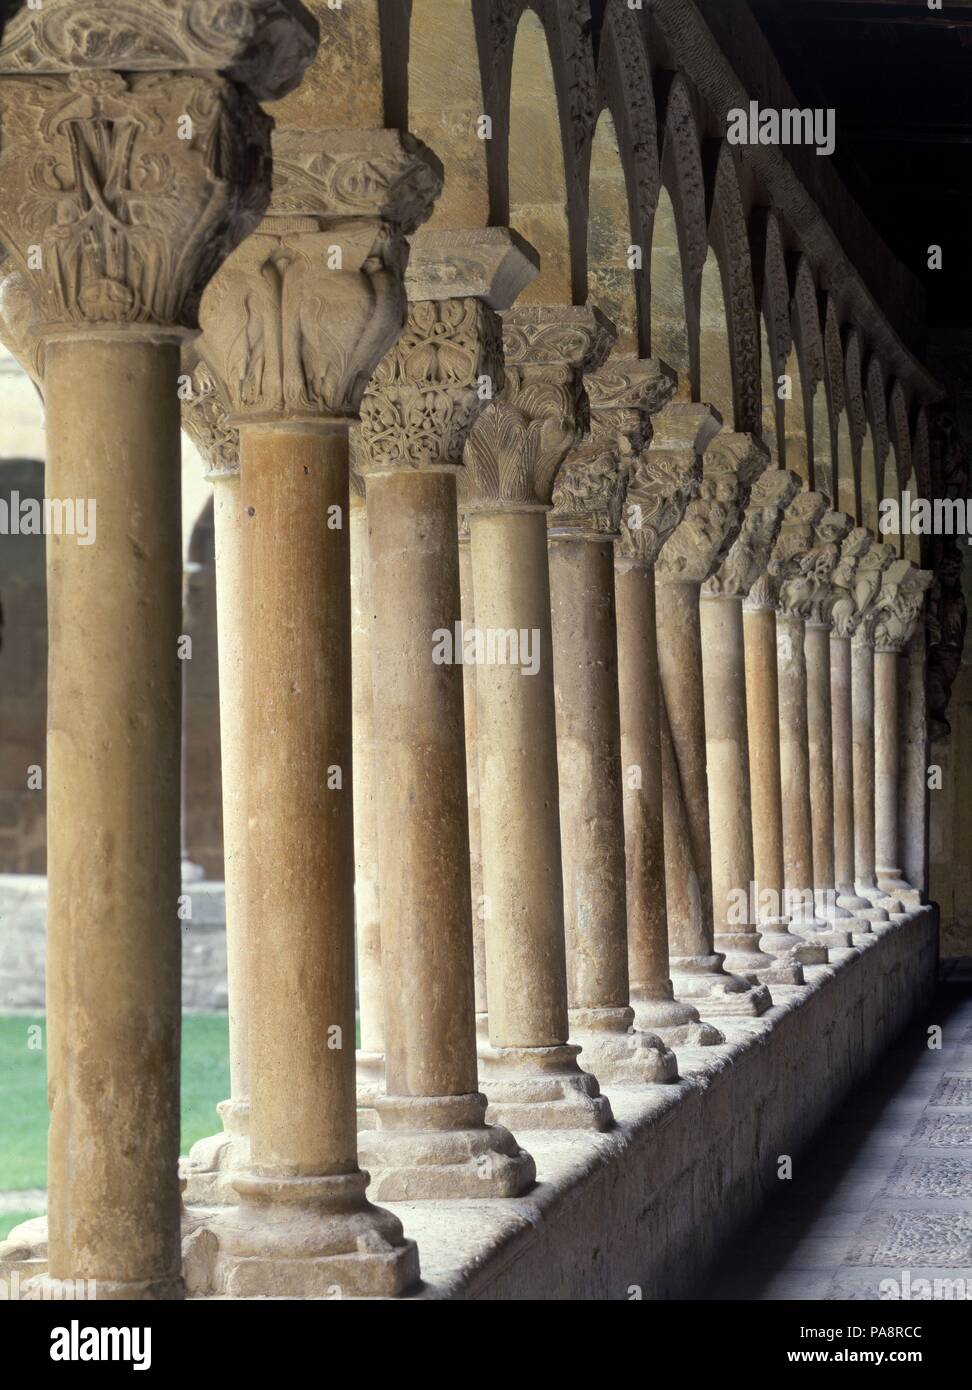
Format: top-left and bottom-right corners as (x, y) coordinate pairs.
(0, 0), (968, 1306)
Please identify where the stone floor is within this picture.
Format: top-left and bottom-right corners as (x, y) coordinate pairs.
(699, 958), (972, 1301)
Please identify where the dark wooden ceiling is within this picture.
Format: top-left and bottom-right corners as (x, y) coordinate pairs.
(746, 0), (972, 333)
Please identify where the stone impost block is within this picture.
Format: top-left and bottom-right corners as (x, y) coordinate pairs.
(0, 0), (319, 101)
(404, 227), (540, 308)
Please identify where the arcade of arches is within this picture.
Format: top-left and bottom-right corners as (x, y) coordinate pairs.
(0, 0), (967, 1302)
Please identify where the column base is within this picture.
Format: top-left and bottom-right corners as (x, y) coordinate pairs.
(568, 1005), (678, 1084)
(479, 1042), (614, 1131)
(714, 931), (779, 982)
(356, 1052), (385, 1131)
(669, 954), (773, 1016)
(181, 1098), (251, 1205)
(630, 987), (725, 1046)
(357, 1092), (536, 1200)
(758, 917), (823, 969)
(0, 1215), (48, 1291)
(213, 1170), (419, 1299)
(815, 888), (853, 920)
(836, 888), (872, 911)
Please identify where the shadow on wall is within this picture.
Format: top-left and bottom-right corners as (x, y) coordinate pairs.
(0, 463), (224, 878)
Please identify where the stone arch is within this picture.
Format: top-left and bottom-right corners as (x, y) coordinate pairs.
(703, 142), (760, 433)
(652, 71), (707, 396)
(860, 423), (880, 533)
(407, 0), (490, 228)
(820, 298), (845, 504)
(751, 208), (791, 466)
(507, 6), (575, 304)
(783, 341), (810, 482)
(843, 326), (867, 522)
(836, 412), (855, 518)
(587, 108), (640, 353)
(699, 244), (734, 425)
(790, 256), (825, 490)
(913, 407), (932, 498)
(865, 353), (891, 503)
(586, 0), (660, 351)
(889, 380), (912, 494)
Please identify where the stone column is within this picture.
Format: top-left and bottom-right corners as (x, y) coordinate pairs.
(828, 528), (874, 915)
(849, 542), (898, 922)
(463, 305), (616, 1130)
(802, 509), (855, 946)
(349, 467), (385, 1113)
(355, 228), (536, 1199)
(616, 404), (723, 1045)
(872, 561), (934, 905)
(458, 511), (489, 1032)
(0, 9), (310, 1297)
(655, 432), (772, 1016)
(196, 128), (443, 1297)
(180, 359), (251, 1202)
(770, 491), (830, 938)
(702, 467), (806, 984)
(901, 625), (931, 897)
(548, 357), (678, 1083)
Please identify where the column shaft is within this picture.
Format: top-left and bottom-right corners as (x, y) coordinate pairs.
(745, 607), (786, 901)
(831, 635), (857, 898)
(874, 647), (902, 884)
(901, 631), (929, 896)
(805, 621), (844, 926)
(777, 613), (818, 926)
(45, 336), (183, 1298)
(852, 640), (878, 895)
(458, 536), (488, 1020)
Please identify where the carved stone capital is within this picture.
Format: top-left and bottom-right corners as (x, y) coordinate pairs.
(357, 297), (503, 475)
(803, 510), (855, 627)
(0, 71), (273, 337)
(872, 560), (935, 654)
(198, 128), (443, 424)
(706, 468), (801, 601)
(182, 347), (240, 479)
(547, 356), (677, 540)
(0, 0), (318, 102)
(656, 430), (768, 585)
(0, 255), (45, 389)
(829, 526), (873, 639)
(851, 539), (899, 648)
(765, 490), (828, 619)
(463, 305), (617, 513)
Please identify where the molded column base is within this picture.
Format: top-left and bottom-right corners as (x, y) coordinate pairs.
(815, 887), (853, 921)
(630, 987), (725, 1046)
(758, 917), (822, 972)
(670, 954), (773, 1016)
(181, 1098), (251, 1205)
(836, 888), (873, 911)
(479, 1042), (614, 1131)
(714, 932), (779, 982)
(212, 1171), (418, 1298)
(568, 1005), (678, 1084)
(357, 1092), (536, 1200)
(356, 1052), (385, 1131)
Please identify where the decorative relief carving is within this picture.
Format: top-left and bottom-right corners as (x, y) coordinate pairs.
(803, 510), (855, 627)
(872, 561), (934, 654)
(824, 298), (845, 420)
(707, 467), (800, 601)
(843, 327), (867, 454)
(617, 402), (715, 565)
(761, 210), (792, 376)
(763, 489), (828, 618)
(658, 74), (707, 281)
(829, 526), (873, 640)
(464, 306), (616, 511)
(600, 3), (659, 224)
(0, 71), (272, 334)
(198, 129), (443, 422)
(792, 256), (824, 392)
(0, 255), (45, 387)
(0, 0), (318, 102)
(865, 354), (890, 468)
(851, 539), (898, 648)
(712, 146), (760, 433)
(548, 356), (677, 539)
(655, 430), (767, 584)
(357, 297), (503, 474)
(889, 380), (912, 489)
(182, 347), (240, 476)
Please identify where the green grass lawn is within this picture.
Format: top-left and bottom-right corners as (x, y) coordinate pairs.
(0, 1013), (231, 1237)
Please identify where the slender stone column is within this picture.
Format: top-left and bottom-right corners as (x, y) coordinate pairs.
(616, 404), (723, 1045)
(702, 468), (806, 984)
(355, 229), (536, 1198)
(349, 469), (385, 1113)
(0, 18), (305, 1297)
(655, 432), (772, 1016)
(549, 357), (678, 1083)
(848, 542), (898, 922)
(464, 305), (615, 1130)
(871, 561), (934, 904)
(197, 128), (443, 1296)
(801, 509), (855, 946)
(901, 626), (931, 897)
(829, 528), (874, 915)
(181, 359), (251, 1201)
(770, 491), (830, 938)
(458, 515), (489, 1032)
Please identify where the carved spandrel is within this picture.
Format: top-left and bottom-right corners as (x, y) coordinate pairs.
(0, 71), (273, 335)
(0, 0), (318, 102)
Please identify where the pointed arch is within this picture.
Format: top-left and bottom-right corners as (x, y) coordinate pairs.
(704, 142), (760, 433)
(587, 107), (640, 353)
(790, 256), (825, 491)
(652, 71), (706, 397)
